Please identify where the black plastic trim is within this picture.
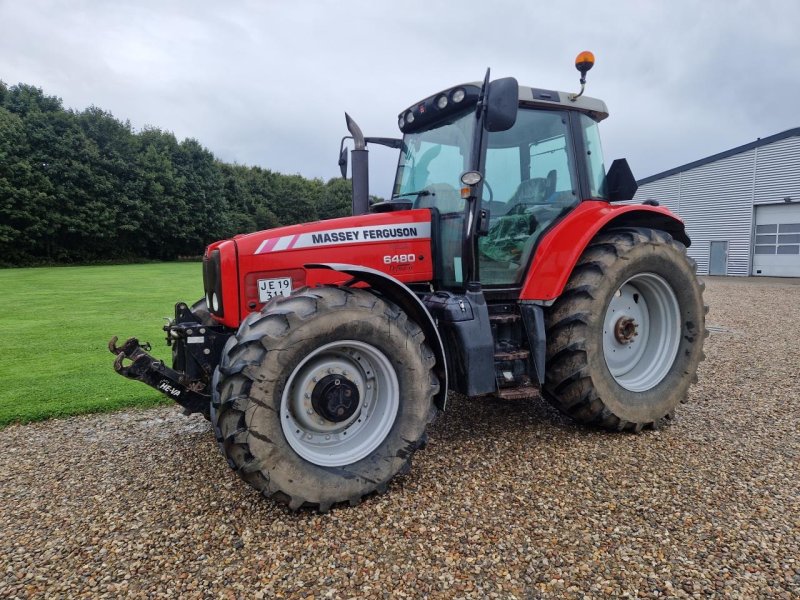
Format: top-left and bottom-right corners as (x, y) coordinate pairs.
(519, 304), (546, 384)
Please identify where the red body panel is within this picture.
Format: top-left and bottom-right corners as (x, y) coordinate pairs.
(210, 201), (683, 328)
(520, 201), (684, 301)
(217, 209), (434, 328)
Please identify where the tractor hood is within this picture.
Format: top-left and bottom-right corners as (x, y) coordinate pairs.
(232, 209), (433, 258)
(208, 209), (435, 328)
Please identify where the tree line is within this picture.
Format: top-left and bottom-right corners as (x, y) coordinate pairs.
(0, 82), (358, 266)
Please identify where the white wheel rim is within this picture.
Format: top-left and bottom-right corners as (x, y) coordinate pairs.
(280, 340), (399, 467)
(602, 273), (681, 392)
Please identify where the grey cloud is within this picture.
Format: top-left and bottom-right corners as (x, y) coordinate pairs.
(1, 0), (798, 195)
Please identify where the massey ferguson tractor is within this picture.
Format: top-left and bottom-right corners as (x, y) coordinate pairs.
(110, 53), (706, 512)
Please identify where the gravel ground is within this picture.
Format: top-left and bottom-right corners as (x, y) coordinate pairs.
(1, 276), (798, 599)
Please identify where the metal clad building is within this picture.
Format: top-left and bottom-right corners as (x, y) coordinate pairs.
(634, 128), (800, 277)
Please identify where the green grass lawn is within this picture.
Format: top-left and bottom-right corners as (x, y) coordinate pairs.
(0, 263), (205, 427)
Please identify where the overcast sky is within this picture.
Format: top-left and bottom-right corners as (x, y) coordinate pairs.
(2, 0), (798, 198)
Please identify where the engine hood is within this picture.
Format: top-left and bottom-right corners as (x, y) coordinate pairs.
(232, 209), (433, 258)
(216, 208), (435, 328)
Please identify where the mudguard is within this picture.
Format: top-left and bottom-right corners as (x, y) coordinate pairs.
(520, 201), (690, 302)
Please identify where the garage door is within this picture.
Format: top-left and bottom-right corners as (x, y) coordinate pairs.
(753, 204), (800, 276)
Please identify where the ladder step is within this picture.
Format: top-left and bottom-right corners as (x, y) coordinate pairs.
(494, 350), (530, 361)
(489, 313), (520, 324)
(495, 385), (539, 400)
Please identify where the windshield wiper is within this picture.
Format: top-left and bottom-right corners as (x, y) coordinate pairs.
(392, 190), (432, 199)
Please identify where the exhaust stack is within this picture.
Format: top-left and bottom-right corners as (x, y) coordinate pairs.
(345, 113), (369, 215)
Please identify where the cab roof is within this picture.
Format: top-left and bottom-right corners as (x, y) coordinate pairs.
(398, 80), (609, 136)
(517, 84), (608, 122)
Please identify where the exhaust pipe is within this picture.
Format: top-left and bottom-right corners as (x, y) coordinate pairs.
(345, 113), (369, 215)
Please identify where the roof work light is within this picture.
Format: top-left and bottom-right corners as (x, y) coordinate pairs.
(570, 50), (595, 102)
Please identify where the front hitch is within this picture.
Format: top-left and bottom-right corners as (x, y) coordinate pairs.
(109, 301), (233, 416)
(109, 335), (211, 415)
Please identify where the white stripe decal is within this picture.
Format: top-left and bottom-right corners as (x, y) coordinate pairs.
(273, 236), (294, 251)
(256, 222), (431, 253)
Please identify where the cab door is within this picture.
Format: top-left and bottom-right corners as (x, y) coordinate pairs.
(478, 108), (580, 287)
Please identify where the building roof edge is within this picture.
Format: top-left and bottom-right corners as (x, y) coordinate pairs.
(638, 127), (800, 185)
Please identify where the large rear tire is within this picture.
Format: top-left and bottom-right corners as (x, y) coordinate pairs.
(210, 286), (439, 511)
(543, 228), (707, 431)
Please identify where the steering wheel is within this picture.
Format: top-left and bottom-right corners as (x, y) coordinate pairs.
(481, 180), (494, 203)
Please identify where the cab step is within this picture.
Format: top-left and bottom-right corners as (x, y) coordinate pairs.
(489, 313), (521, 325)
(495, 385), (539, 400)
(494, 349), (530, 361)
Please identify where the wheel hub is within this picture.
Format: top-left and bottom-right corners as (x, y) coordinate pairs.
(614, 316), (638, 344)
(311, 374), (360, 423)
(281, 341), (400, 467)
(602, 273), (681, 392)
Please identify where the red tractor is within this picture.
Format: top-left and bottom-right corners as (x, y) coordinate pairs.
(111, 53), (706, 512)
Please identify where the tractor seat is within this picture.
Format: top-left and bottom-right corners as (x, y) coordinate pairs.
(504, 169), (557, 213)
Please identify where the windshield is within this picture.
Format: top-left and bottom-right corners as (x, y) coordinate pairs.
(392, 109), (475, 215)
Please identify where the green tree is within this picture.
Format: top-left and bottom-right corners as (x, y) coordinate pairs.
(0, 81), (368, 265)
(271, 174), (321, 225)
(175, 138), (227, 254)
(77, 106), (143, 259)
(318, 177), (352, 221)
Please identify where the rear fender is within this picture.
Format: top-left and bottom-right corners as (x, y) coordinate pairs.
(306, 263), (449, 410)
(520, 201), (689, 302)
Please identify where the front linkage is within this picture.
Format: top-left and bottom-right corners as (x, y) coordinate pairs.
(109, 302), (231, 415)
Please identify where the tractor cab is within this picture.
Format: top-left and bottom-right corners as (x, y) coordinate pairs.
(391, 79), (611, 288)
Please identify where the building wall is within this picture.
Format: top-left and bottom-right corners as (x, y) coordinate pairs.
(634, 134), (800, 275)
(634, 150), (757, 275)
(753, 137), (800, 205)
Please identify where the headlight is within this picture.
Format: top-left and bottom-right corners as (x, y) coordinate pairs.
(436, 95), (448, 109)
(461, 171), (483, 185)
(452, 88), (466, 103)
(203, 249), (224, 317)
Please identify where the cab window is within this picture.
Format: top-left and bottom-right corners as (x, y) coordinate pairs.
(579, 112), (608, 199)
(479, 108), (579, 286)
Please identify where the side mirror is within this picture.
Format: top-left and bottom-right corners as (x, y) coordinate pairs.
(606, 158), (638, 201)
(485, 77), (519, 132)
(338, 146), (348, 178)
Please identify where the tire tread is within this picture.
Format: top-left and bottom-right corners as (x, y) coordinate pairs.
(211, 285), (438, 512)
(543, 227), (707, 431)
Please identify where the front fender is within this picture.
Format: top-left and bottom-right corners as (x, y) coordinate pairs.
(520, 201), (689, 302)
(306, 263), (448, 410)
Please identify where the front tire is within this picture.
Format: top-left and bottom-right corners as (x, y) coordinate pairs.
(210, 286), (439, 511)
(543, 228), (707, 431)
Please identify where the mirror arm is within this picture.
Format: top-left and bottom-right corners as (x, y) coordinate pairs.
(364, 137), (402, 149)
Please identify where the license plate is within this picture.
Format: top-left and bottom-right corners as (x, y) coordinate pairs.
(257, 277), (292, 302)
